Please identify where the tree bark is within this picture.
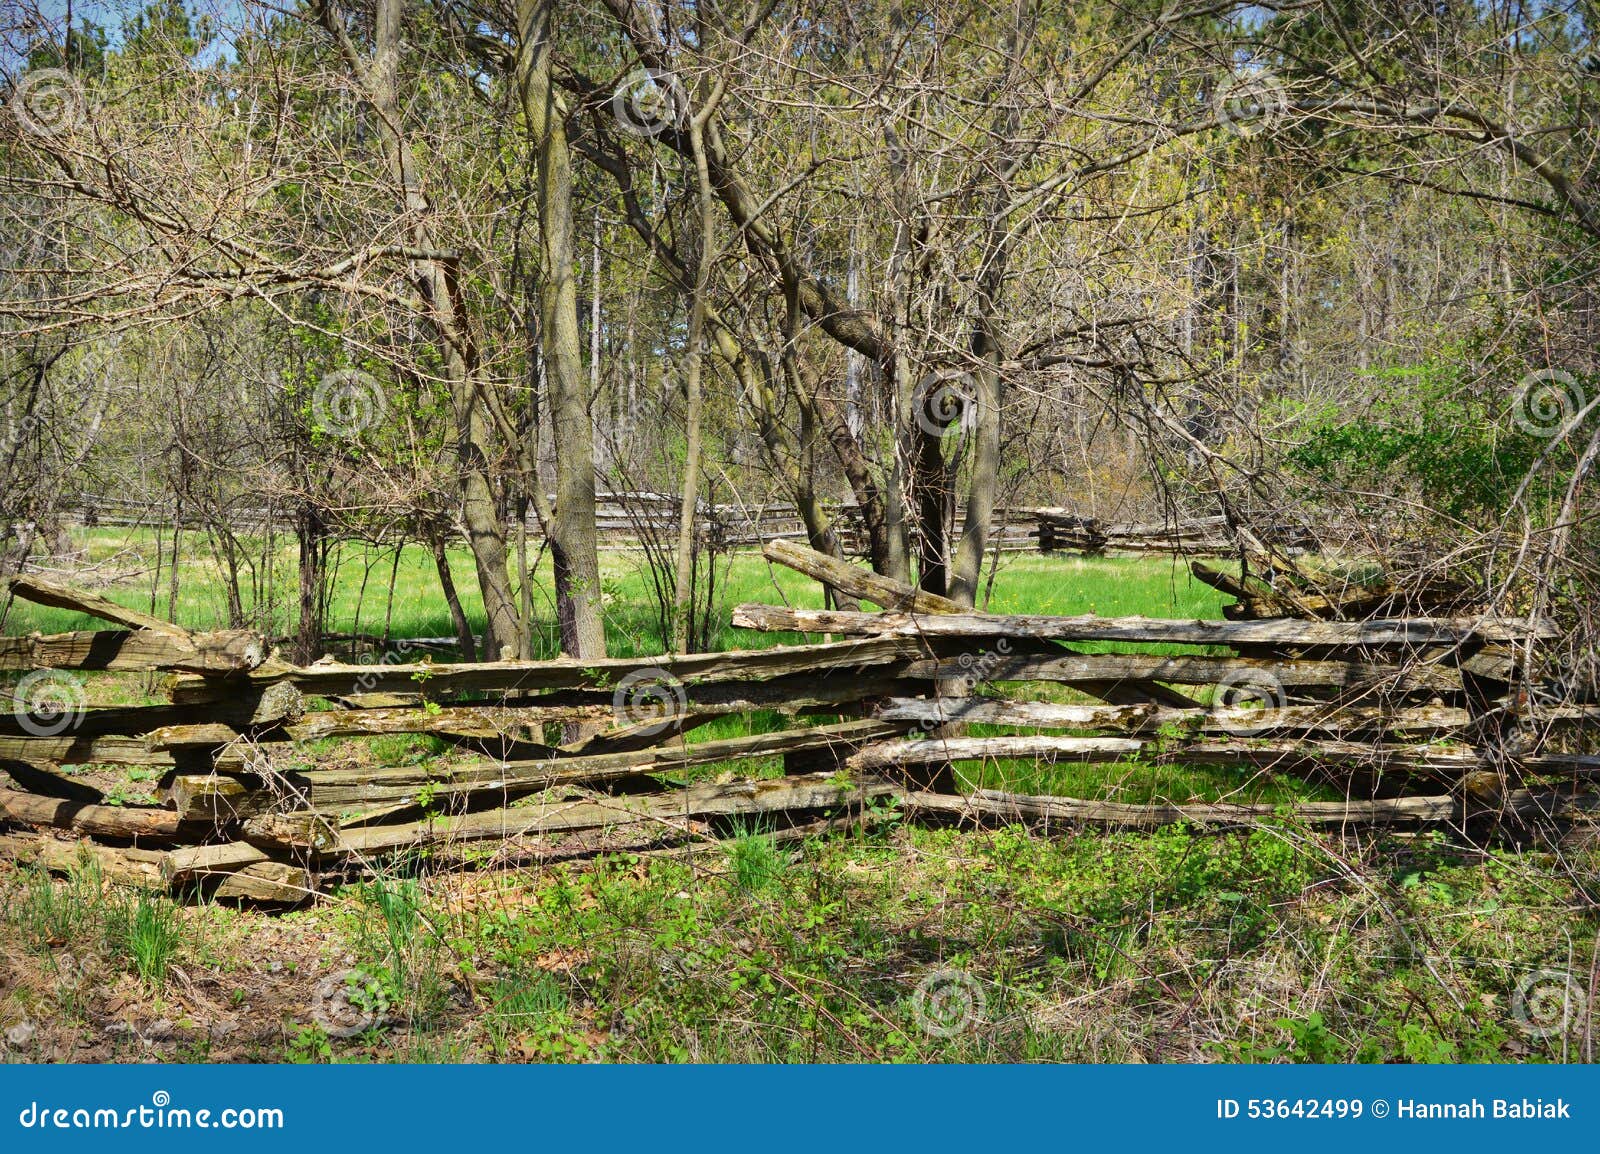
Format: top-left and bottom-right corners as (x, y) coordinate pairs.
(429, 530), (478, 661)
(517, 0), (606, 662)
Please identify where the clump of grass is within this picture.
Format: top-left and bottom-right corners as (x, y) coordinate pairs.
(369, 734), (451, 767)
(485, 973), (569, 1058)
(345, 877), (453, 1031)
(14, 858), (104, 950)
(107, 891), (182, 985)
(724, 822), (787, 893)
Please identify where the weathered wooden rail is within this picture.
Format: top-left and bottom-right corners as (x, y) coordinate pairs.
(54, 494), (1291, 558)
(0, 555), (1590, 904)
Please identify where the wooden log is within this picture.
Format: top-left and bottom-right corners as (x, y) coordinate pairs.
(162, 841), (272, 885)
(144, 723), (244, 752)
(210, 860), (315, 903)
(759, 539), (963, 614)
(729, 605), (1552, 646)
(314, 771), (903, 856)
(0, 628), (268, 674)
(0, 684), (304, 740)
(903, 789), (1459, 828)
(850, 736), (1143, 771)
(1189, 561), (1262, 602)
(0, 787), (191, 840)
(297, 718), (912, 811)
(166, 774), (269, 823)
(326, 670), (915, 736)
(240, 812), (339, 853)
(875, 697), (1473, 736)
(850, 735), (1600, 778)
(165, 636), (928, 704)
(0, 832), (168, 886)
(850, 734), (1485, 772)
(290, 702), (606, 741)
(907, 652), (1463, 692)
(5, 574), (187, 634)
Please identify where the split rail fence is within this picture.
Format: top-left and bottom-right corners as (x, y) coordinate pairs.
(0, 551), (1593, 904)
(52, 494), (1302, 558)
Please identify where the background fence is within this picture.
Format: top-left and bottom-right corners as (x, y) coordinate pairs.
(40, 493), (1308, 558)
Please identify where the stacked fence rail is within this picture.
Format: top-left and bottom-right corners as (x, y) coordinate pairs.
(0, 561), (1591, 904)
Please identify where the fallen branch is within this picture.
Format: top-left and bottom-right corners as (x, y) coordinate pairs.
(759, 540), (963, 614)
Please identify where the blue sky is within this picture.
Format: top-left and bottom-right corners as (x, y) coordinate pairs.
(12, 0), (248, 64)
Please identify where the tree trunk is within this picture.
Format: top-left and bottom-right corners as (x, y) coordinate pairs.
(517, 0), (607, 662)
(294, 499), (326, 665)
(671, 113), (716, 653)
(949, 0), (1029, 607)
(430, 531), (478, 661)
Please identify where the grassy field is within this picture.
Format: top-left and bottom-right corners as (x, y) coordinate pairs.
(1, 528), (1596, 1064)
(1, 527), (1227, 652)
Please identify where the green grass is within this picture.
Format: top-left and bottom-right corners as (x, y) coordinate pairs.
(0, 527), (1232, 657)
(5, 822), (1595, 1064)
(111, 892), (183, 985)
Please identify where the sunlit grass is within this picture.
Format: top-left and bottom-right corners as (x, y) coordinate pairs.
(1, 527), (1236, 655)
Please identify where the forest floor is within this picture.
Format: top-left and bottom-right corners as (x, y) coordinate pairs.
(1, 540), (1596, 1063)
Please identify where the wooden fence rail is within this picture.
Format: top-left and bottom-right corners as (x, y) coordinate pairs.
(50, 494), (1303, 558)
